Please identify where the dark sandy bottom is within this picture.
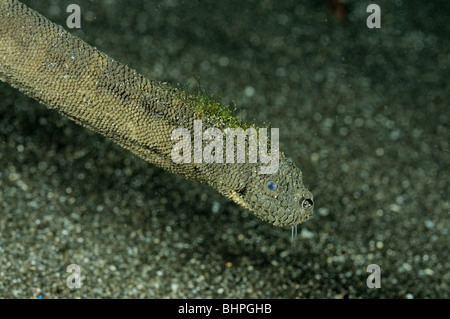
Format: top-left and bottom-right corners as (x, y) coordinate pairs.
(0, 0), (448, 298)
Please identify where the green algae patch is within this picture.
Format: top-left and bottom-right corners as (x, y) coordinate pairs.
(187, 83), (269, 132)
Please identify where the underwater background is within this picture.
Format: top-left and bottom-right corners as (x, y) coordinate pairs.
(0, 0), (448, 298)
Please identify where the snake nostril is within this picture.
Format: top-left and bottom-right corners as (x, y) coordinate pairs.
(302, 198), (314, 209)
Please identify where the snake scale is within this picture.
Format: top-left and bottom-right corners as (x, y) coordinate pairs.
(0, 0), (314, 227)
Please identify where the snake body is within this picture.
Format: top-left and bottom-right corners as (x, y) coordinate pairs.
(0, 0), (314, 226)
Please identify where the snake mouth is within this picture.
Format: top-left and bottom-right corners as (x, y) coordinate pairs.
(291, 210), (314, 226)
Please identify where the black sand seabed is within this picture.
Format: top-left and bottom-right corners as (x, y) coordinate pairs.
(0, 0), (448, 298)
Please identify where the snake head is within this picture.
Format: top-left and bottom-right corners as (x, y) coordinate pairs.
(223, 154), (314, 227)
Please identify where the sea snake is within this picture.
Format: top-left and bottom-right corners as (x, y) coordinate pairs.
(0, 0), (314, 227)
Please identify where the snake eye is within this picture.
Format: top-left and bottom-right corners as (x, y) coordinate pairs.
(302, 198), (314, 209)
(266, 180), (277, 191)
